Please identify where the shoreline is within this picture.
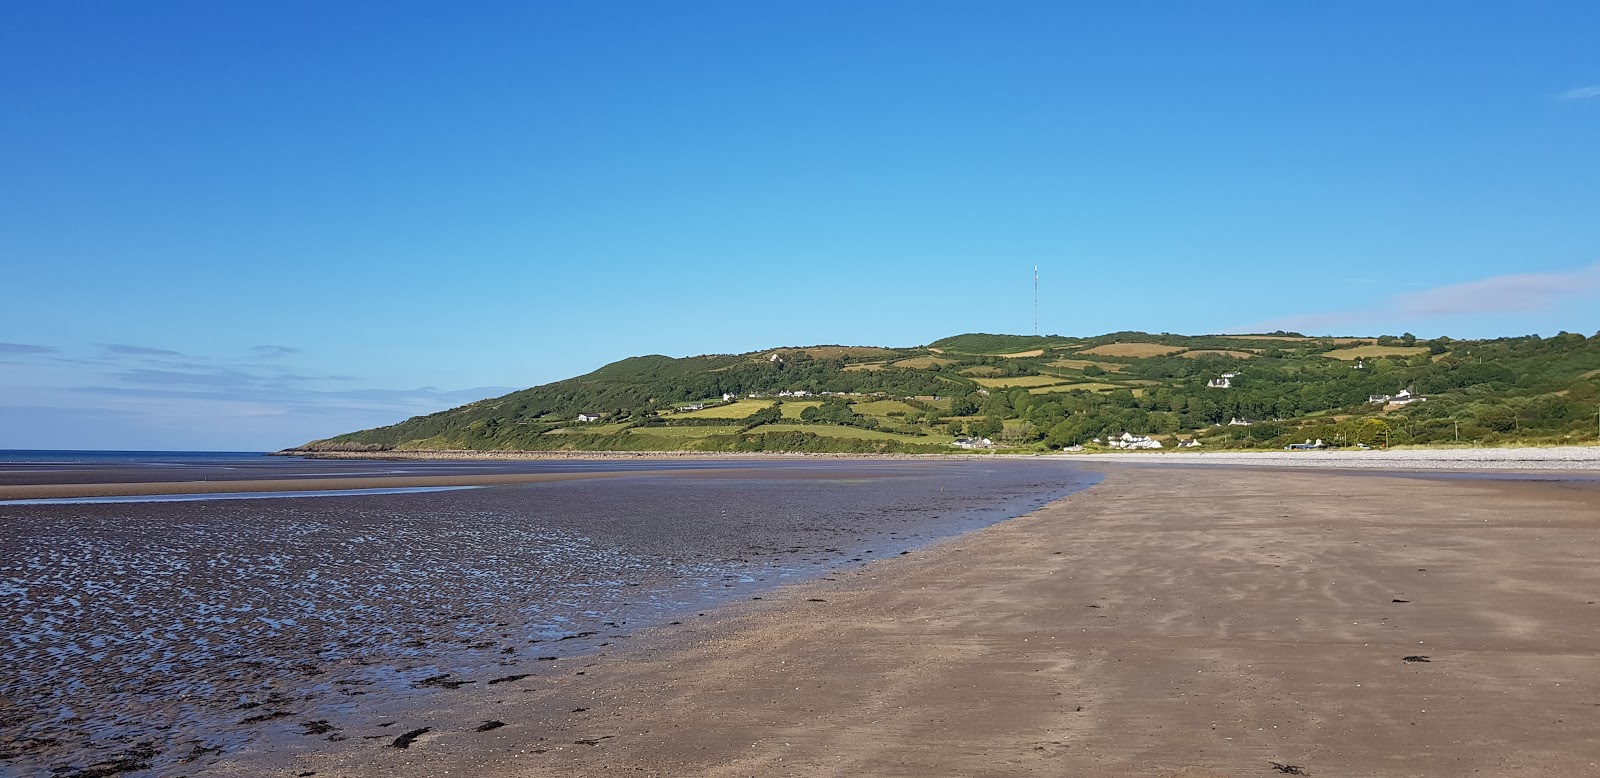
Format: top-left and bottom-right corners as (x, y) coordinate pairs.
(272, 449), (1007, 461)
(231, 464), (1600, 777)
(274, 444), (1600, 471)
(1072, 445), (1600, 471)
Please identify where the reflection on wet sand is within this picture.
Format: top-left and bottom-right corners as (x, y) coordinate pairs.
(0, 458), (1093, 776)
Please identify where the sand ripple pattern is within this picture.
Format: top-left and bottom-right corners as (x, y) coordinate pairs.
(0, 461), (1091, 776)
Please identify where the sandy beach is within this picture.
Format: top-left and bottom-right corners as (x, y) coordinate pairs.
(193, 462), (1598, 778)
(1072, 445), (1600, 471)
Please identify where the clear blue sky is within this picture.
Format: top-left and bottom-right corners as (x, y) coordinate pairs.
(2, 2), (1597, 450)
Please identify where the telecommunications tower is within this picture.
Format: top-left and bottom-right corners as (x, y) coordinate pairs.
(1033, 265), (1039, 336)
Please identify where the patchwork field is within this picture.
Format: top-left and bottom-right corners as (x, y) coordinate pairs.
(1322, 345), (1429, 360)
(842, 363), (885, 372)
(959, 366), (1004, 377)
(991, 349), (1045, 358)
(1078, 343), (1186, 357)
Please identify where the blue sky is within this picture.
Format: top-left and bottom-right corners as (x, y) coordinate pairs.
(2, 2), (1597, 450)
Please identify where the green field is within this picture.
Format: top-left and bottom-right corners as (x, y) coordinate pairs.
(668, 399), (776, 418)
(1322, 345), (1429, 360)
(759, 423), (952, 443)
(780, 400), (822, 419)
(1046, 358), (1127, 373)
(625, 425), (744, 438)
(1180, 349), (1256, 359)
(973, 375), (1071, 388)
(892, 356), (956, 369)
(851, 399), (919, 416)
(1029, 382), (1123, 394)
(547, 422), (630, 435)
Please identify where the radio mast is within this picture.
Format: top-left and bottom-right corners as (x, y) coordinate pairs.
(1033, 265), (1039, 336)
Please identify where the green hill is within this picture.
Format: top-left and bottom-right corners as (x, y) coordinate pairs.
(289, 331), (1600, 454)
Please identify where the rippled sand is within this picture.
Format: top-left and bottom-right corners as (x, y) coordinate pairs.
(0, 458), (1092, 776)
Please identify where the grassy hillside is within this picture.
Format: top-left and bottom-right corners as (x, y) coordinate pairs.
(291, 330), (1600, 454)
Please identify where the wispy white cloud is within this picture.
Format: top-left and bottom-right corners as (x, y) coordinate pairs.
(0, 342), (57, 355)
(249, 345), (300, 358)
(1247, 262), (1600, 333)
(1556, 85), (1600, 100)
(102, 343), (184, 357)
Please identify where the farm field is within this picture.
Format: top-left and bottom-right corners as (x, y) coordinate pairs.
(547, 422), (630, 435)
(625, 425), (745, 438)
(1029, 382), (1123, 394)
(973, 375), (1071, 389)
(892, 356), (956, 369)
(959, 366), (1004, 376)
(1322, 345), (1429, 360)
(991, 349), (1045, 358)
(780, 401), (822, 419)
(842, 362), (885, 371)
(1046, 358), (1127, 372)
(758, 424), (952, 443)
(1180, 349), (1256, 359)
(850, 399), (919, 416)
(668, 399), (776, 418)
(1078, 343), (1186, 357)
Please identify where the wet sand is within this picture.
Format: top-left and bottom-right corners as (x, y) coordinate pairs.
(0, 469), (706, 500)
(2, 458), (1091, 777)
(255, 465), (1600, 777)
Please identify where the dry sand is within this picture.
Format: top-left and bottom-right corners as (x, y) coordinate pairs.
(1073, 445), (1600, 471)
(238, 466), (1600, 778)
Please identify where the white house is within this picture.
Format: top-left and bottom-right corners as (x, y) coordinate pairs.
(1107, 432), (1163, 449)
(1285, 438), (1327, 451)
(722, 392), (736, 401)
(1371, 388), (1426, 406)
(1207, 377), (1232, 389)
(952, 437), (995, 450)
(1221, 371), (1239, 379)
(678, 404), (706, 412)
(1177, 438), (1202, 448)
(1389, 389), (1425, 406)
(1228, 417), (1255, 426)
(576, 413), (604, 423)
